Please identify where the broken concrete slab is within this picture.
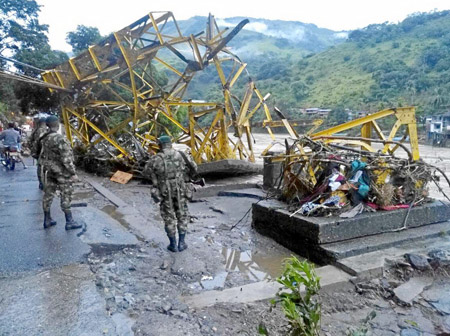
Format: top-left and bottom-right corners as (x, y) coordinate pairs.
(87, 178), (129, 208)
(336, 238), (450, 280)
(182, 265), (351, 308)
(393, 277), (433, 305)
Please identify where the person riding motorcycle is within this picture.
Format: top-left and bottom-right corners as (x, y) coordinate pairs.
(0, 122), (21, 157)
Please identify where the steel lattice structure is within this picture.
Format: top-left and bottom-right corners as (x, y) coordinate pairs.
(42, 12), (273, 164)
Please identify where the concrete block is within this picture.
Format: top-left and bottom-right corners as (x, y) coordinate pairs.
(252, 199), (450, 264)
(181, 265), (351, 308)
(393, 277), (433, 304)
(197, 159), (263, 176)
(253, 200), (450, 244)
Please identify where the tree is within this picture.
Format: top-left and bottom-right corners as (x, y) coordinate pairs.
(66, 25), (102, 54)
(0, 0), (48, 58)
(0, 0), (51, 114)
(13, 45), (69, 113)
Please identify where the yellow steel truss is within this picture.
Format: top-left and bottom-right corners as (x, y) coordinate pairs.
(42, 12), (271, 164)
(264, 107), (421, 197)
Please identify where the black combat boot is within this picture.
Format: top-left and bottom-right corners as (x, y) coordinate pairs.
(64, 210), (82, 230)
(43, 211), (57, 229)
(178, 233), (188, 252)
(167, 236), (177, 252)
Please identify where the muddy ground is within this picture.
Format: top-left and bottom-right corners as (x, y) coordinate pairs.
(72, 141), (450, 336)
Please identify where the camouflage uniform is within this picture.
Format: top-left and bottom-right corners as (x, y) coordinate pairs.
(29, 124), (48, 188)
(39, 131), (76, 213)
(147, 148), (190, 237)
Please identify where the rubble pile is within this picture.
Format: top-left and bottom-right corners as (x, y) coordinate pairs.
(277, 136), (449, 217)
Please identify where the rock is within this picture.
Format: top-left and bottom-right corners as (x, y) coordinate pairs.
(124, 293), (135, 304)
(388, 280), (402, 288)
(428, 292), (450, 315)
(380, 278), (391, 290)
(160, 260), (170, 270)
(428, 249), (450, 266)
(162, 303), (172, 313)
(393, 277), (433, 305)
(405, 253), (431, 271)
(400, 329), (421, 336)
(178, 302), (189, 312)
(170, 309), (189, 320)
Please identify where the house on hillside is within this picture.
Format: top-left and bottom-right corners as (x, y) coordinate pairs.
(300, 108), (332, 117)
(426, 113), (450, 145)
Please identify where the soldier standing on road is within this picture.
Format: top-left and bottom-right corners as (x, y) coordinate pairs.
(146, 135), (197, 252)
(38, 115), (81, 230)
(29, 117), (48, 190)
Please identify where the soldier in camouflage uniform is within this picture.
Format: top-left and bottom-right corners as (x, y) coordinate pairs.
(146, 135), (197, 252)
(38, 116), (82, 230)
(29, 117), (48, 190)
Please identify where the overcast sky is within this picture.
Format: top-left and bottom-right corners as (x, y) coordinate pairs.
(37, 0), (450, 52)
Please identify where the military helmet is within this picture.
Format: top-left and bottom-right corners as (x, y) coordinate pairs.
(46, 115), (59, 127)
(158, 135), (172, 145)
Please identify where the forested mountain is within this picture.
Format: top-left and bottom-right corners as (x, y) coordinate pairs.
(176, 16), (347, 58)
(242, 11), (450, 120)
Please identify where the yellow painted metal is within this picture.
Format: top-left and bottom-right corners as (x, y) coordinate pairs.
(263, 106), (421, 198)
(42, 12), (270, 165)
(311, 107), (419, 161)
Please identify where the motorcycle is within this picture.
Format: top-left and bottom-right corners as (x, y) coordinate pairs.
(1, 146), (20, 170)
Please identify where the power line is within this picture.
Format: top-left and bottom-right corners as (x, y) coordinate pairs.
(0, 55), (48, 73)
(0, 69), (71, 92)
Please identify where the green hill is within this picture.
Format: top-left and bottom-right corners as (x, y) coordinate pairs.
(253, 10), (450, 119)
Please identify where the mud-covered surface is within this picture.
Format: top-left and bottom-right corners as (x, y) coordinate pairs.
(86, 242), (450, 335)
(74, 170), (450, 336)
(3, 143), (450, 335)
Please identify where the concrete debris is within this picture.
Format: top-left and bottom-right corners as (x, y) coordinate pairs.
(393, 277), (433, 305)
(428, 248), (450, 266)
(405, 253), (432, 271)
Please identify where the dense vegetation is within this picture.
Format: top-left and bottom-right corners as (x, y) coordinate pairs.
(244, 10), (450, 120)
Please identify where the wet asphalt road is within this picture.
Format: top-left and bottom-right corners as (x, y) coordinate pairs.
(0, 159), (90, 274)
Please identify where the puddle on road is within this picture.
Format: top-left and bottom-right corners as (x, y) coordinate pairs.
(101, 205), (133, 230)
(200, 246), (297, 290)
(221, 246), (294, 281)
(100, 205), (147, 243)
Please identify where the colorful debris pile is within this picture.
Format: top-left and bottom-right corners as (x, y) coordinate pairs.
(274, 136), (450, 218)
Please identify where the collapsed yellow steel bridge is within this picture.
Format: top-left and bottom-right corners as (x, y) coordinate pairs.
(42, 11), (274, 164)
